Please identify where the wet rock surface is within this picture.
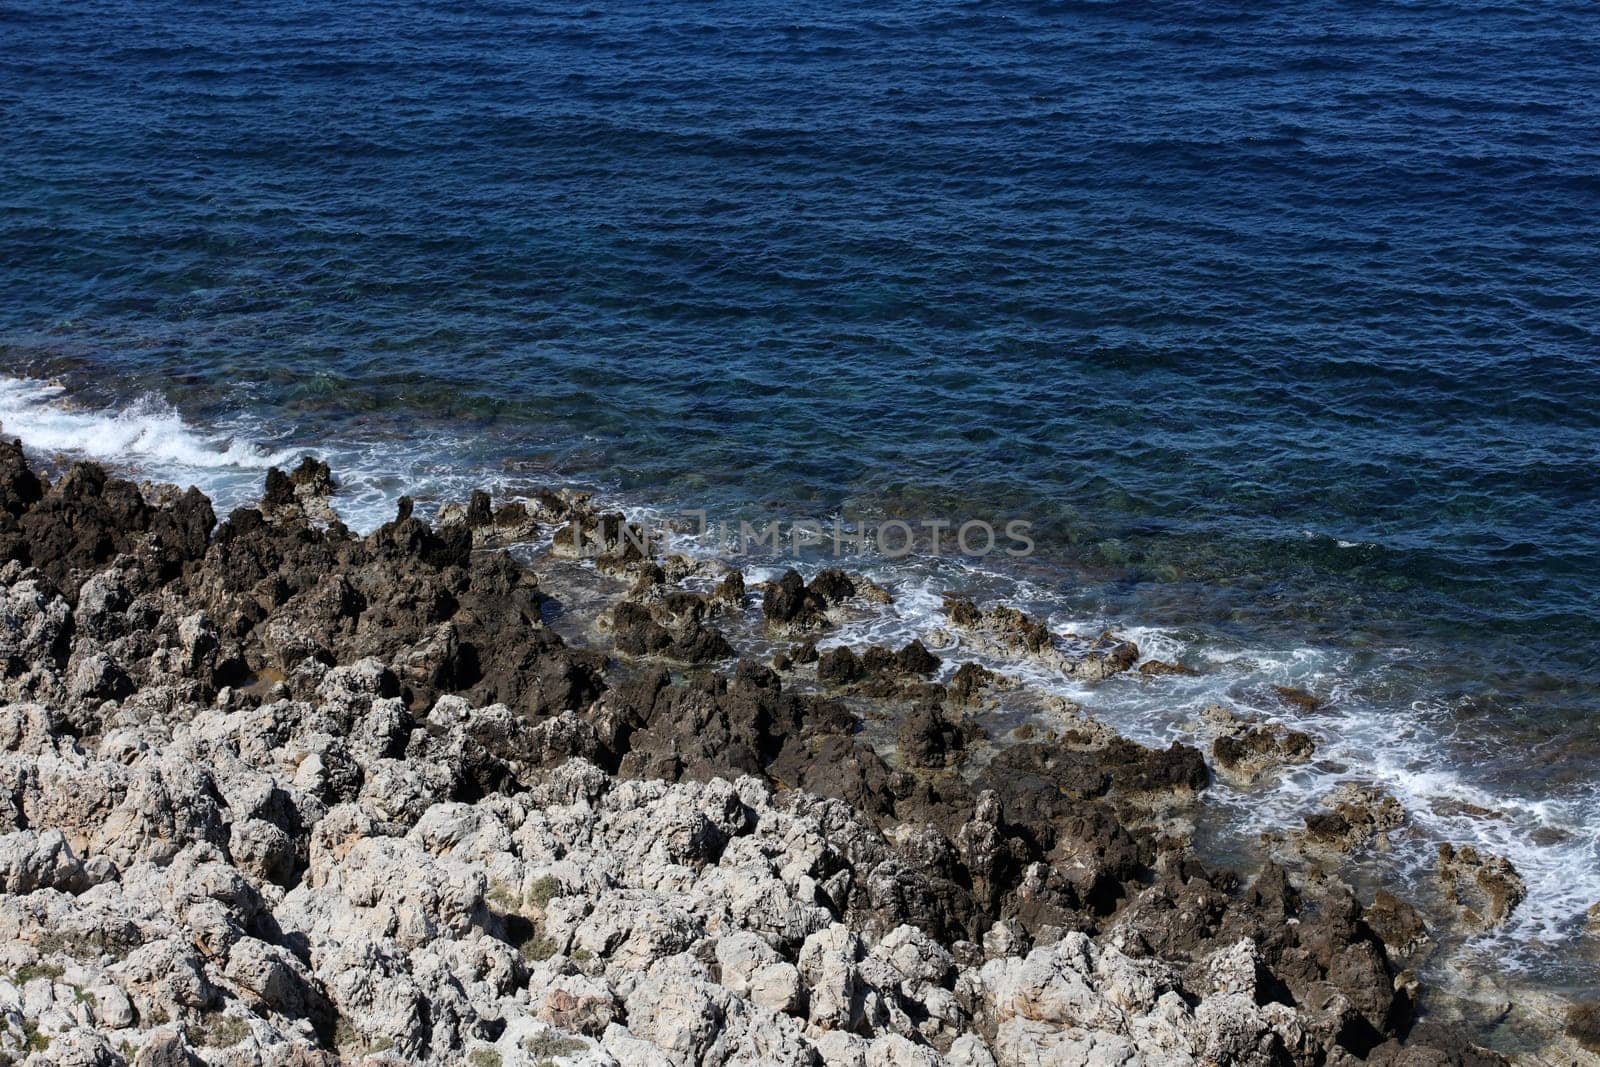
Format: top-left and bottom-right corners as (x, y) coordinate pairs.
(938, 599), (1139, 684)
(1298, 785), (1407, 856)
(1196, 704), (1316, 790)
(1435, 843), (1527, 930)
(0, 443), (1516, 1065)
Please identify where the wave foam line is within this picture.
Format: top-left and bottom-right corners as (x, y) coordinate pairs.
(0, 375), (297, 471)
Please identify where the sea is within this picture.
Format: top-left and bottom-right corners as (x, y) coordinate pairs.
(2, 0), (1597, 1005)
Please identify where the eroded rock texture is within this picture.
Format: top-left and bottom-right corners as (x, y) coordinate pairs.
(0, 442), (1505, 1066)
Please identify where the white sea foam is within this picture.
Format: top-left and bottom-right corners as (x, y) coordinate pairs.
(0, 375), (500, 534)
(0, 376), (298, 472)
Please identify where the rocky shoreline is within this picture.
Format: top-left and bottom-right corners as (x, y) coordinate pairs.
(0, 437), (1582, 1065)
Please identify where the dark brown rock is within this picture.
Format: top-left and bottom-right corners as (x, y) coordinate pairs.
(1567, 1001), (1600, 1054)
(1364, 889), (1429, 964)
(466, 489), (493, 527)
(18, 462), (153, 595)
(1274, 685), (1323, 712)
(263, 466), (296, 509)
(1437, 842), (1526, 928)
(762, 568), (828, 630)
(0, 437), (45, 520)
(289, 456), (335, 494)
(893, 639), (940, 676)
(817, 645), (864, 686)
(808, 568), (856, 605)
(1211, 723), (1315, 786)
(713, 570), (745, 605)
(897, 704), (979, 769)
(947, 661), (1000, 706)
(1138, 659), (1197, 677)
(1068, 631), (1139, 681)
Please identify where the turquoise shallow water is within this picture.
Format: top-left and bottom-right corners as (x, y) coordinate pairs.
(2, 0), (1599, 988)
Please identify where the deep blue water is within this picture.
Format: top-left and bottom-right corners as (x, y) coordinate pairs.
(2, 0), (1599, 987)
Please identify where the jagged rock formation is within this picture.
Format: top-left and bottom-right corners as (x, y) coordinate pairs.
(0, 439), (1509, 1065)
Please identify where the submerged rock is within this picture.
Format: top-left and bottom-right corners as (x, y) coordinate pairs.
(1273, 685), (1324, 712)
(1138, 659), (1198, 677)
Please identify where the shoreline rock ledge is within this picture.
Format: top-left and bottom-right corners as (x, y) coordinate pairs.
(0, 438), (1515, 1065)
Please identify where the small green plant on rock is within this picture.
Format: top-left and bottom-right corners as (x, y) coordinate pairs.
(195, 1013), (251, 1048)
(13, 961), (63, 984)
(487, 880), (522, 913)
(522, 1032), (586, 1059)
(521, 932), (559, 962)
(330, 1017), (399, 1057)
(527, 875), (563, 908)
(332, 1016), (360, 1051)
(466, 1049), (503, 1067)
(21, 1021), (49, 1053)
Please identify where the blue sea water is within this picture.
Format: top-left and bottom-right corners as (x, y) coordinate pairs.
(2, 0), (1599, 995)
